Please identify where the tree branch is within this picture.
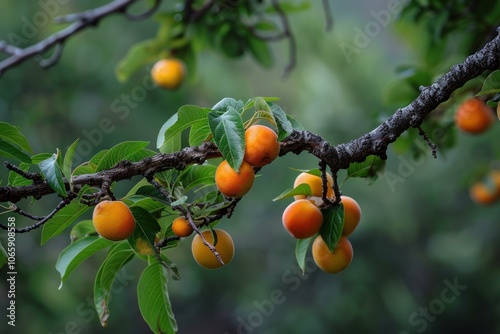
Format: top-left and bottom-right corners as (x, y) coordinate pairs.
(2, 29), (500, 207)
(0, 0), (161, 76)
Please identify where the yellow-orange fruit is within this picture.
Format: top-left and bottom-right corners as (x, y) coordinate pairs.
(215, 160), (255, 198)
(293, 172), (334, 201)
(92, 200), (136, 241)
(312, 236), (353, 274)
(151, 58), (185, 90)
(455, 98), (494, 134)
(171, 217), (194, 237)
(191, 229), (234, 269)
(282, 199), (323, 239)
(341, 196), (362, 237)
(469, 170), (500, 205)
(243, 125), (280, 167)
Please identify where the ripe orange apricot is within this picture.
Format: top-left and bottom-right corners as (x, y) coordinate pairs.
(151, 58), (185, 90)
(341, 196), (362, 237)
(171, 217), (194, 237)
(455, 98), (494, 134)
(469, 170), (500, 205)
(293, 172), (334, 201)
(215, 160), (255, 198)
(243, 125), (280, 167)
(92, 200), (136, 241)
(191, 229), (235, 269)
(282, 199), (323, 239)
(312, 236), (353, 274)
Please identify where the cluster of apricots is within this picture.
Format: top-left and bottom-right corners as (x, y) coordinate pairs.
(282, 172), (362, 274)
(151, 58), (186, 90)
(215, 125), (281, 198)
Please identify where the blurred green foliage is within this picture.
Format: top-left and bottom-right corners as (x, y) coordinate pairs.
(1, 0), (500, 334)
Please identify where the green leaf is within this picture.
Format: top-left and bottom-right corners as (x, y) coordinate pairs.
(319, 204), (344, 252)
(159, 132), (181, 154)
(39, 152), (68, 197)
(295, 237), (313, 274)
(156, 105), (211, 149)
(56, 236), (113, 289)
(69, 220), (97, 242)
(188, 118), (211, 146)
(96, 141), (151, 172)
(266, 1), (311, 13)
(212, 98), (244, 113)
(115, 39), (163, 83)
(137, 261), (178, 334)
(273, 184), (311, 201)
(128, 206), (161, 256)
(177, 164), (216, 193)
(477, 70), (500, 96)
(270, 103), (293, 140)
(0, 122), (33, 154)
(0, 139), (31, 163)
(41, 201), (90, 245)
(247, 35), (273, 68)
(0, 242), (7, 269)
(94, 242), (135, 327)
(287, 114), (305, 131)
(208, 107), (245, 171)
(63, 139), (80, 181)
(347, 155), (386, 181)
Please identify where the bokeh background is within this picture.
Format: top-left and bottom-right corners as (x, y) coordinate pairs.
(1, 1), (500, 334)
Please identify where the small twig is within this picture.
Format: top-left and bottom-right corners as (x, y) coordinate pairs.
(37, 43), (64, 69)
(319, 160), (333, 206)
(13, 206), (44, 221)
(270, 0), (297, 78)
(186, 209), (224, 266)
(322, 0), (334, 31)
(4, 162), (43, 182)
(0, 195), (75, 233)
(417, 126), (438, 158)
(124, 0), (161, 21)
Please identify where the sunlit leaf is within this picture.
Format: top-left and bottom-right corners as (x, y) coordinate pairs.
(295, 237), (313, 274)
(477, 70), (500, 96)
(39, 152), (67, 197)
(0, 121), (33, 154)
(96, 141), (151, 172)
(41, 201), (91, 245)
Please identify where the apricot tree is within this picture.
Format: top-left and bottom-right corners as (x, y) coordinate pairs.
(1, 0), (500, 333)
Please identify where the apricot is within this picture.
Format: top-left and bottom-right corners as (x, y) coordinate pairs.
(455, 98), (494, 134)
(340, 196), (362, 237)
(215, 160), (255, 198)
(191, 229), (234, 269)
(282, 199), (323, 239)
(469, 170), (500, 205)
(312, 236), (353, 274)
(171, 217), (194, 237)
(293, 172), (334, 201)
(92, 200), (136, 241)
(243, 125), (280, 167)
(151, 58), (185, 90)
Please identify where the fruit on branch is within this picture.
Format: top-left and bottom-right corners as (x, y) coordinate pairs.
(293, 172), (334, 201)
(312, 236), (353, 274)
(243, 125), (281, 167)
(454, 98), (495, 134)
(282, 199), (323, 239)
(151, 58), (186, 90)
(215, 160), (255, 198)
(191, 229), (235, 269)
(172, 217), (194, 237)
(340, 196), (362, 237)
(92, 200), (136, 241)
(469, 170), (500, 205)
